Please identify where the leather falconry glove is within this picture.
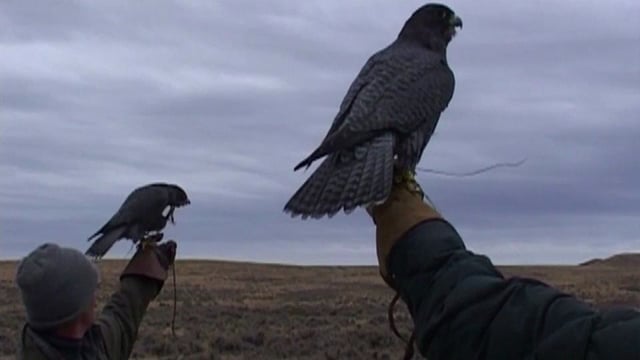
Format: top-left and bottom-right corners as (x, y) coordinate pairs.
(367, 173), (442, 289)
(367, 173), (444, 360)
(121, 238), (177, 282)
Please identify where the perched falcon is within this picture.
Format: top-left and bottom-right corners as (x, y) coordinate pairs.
(85, 182), (190, 258)
(284, 3), (462, 219)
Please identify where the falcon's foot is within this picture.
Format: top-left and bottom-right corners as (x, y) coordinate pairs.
(139, 232), (164, 251)
(401, 169), (416, 183)
(393, 168), (424, 198)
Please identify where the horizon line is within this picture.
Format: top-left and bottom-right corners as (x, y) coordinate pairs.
(0, 256), (587, 267)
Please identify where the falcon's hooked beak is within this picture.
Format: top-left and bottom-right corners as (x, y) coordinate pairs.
(165, 206), (176, 224)
(450, 15), (463, 29)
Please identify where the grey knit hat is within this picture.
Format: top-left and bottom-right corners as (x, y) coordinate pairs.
(15, 243), (100, 330)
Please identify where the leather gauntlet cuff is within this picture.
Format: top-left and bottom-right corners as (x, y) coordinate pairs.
(121, 245), (170, 283)
(371, 179), (442, 287)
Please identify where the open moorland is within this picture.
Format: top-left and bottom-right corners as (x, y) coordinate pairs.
(1, 255), (639, 359)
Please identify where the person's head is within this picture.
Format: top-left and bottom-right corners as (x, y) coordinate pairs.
(15, 243), (100, 337)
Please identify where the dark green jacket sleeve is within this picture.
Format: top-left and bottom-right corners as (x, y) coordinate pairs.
(388, 219), (640, 360)
(95, 276), (163, 359)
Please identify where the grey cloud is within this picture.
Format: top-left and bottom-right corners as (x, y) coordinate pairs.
(1, 0), (639, 264)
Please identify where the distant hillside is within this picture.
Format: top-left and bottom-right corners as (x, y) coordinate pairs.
(580, 253), (640, 267)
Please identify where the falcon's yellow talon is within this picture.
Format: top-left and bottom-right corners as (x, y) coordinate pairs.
(403, 170), (415, 182)
(138, 238), (152, 252)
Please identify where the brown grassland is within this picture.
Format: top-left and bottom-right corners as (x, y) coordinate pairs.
(1, 255), (639, 359)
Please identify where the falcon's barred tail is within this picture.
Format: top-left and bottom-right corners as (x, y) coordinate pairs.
(284, 133), (395, 218)
(85, 227), (126, 258)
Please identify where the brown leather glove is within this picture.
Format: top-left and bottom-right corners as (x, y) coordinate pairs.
(121, 239), (177, 283)
(367, 174), (442, 288)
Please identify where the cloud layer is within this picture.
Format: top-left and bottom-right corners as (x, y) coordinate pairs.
(2, 0), (639, 265)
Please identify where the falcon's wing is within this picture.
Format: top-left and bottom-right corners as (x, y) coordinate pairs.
(318, 50), (386, 141)
(296, 44), (455, 169)
(88, 186), (169, 239)
(342, 50), (455, 134)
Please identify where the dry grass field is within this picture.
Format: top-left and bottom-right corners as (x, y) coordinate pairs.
(1, 255), (639, 359)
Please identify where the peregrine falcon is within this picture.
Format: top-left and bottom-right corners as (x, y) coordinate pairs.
(85, 182), (190, 258)
(284, 3), (462, 219)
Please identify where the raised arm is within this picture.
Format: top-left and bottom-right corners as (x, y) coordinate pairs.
(369, 178), (640, 359)
(95, 241), (176, 359)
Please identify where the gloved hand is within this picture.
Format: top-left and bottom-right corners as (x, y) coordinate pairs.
(121, 239), (177, 283)
(367, 173), (442, 288)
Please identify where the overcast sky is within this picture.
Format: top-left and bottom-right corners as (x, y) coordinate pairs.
(1, 0), (639, 265)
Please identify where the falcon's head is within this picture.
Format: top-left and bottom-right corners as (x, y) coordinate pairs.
(166, 184), (191, 208)
(398, 3), (463, 48)
(164, 184), (190, 224)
